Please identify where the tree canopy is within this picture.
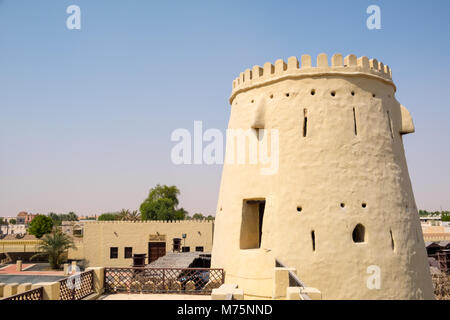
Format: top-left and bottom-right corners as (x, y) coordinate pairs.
(419, 210), (450, 221)
(140, 184), (187, 221)
(117, 209), (141, 221)
(28, 215), (54, 239)
(189, 213), (215, 220)
(98, 212), (120, 221)
(48, 212), (78, 226)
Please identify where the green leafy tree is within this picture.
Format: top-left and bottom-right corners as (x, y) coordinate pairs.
(176, 208), (188, 220)
(9, 219), (16, 225)
(28, 215), (54, 239)
(140, 184), (187, 221)
(67, 212), (78, 221)
(48, 212), (78, 226)
(48, 212), (61, 226)
(98, 212), (120, 221)
(31, 228), (76, 269)
(192, 213), (205, 220)
(0, 217), (6, 225)
(206, 215), (215, 221)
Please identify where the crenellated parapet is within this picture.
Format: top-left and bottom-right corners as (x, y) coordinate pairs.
(230, 53), (394, 103)
(84, 219), (214, 224)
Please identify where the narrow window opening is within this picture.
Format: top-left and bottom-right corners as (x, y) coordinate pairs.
(331, 91), (336, 97)
(286, 93), (290, 97)
(311, 89), (316, 95)
(353, 107), (358, 136)
(110, 247), (118, 259)
(352, 224), (366, 243)
(390, 230), (395, 251)
(240, 199), (266, 249)
(311, 230), (316, 251)
(340, 203), (345, 208)
(362, 202), (367, 208)
(297, 207), (302, 213)
(124, 247), (133, 259)
(387, 111), (394, 139)
(303, 108), (308, 137)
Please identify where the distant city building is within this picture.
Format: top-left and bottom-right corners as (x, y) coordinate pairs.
(77, 215), (97, 221)
(0, 224), (26, 236)
(16, 212), (38, 225)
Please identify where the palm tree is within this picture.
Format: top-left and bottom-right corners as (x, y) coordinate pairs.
(118, 209), (141, 221)
(31, 228), (76, 269)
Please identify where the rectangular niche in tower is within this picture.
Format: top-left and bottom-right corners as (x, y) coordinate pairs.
(240, 199), (266, 249)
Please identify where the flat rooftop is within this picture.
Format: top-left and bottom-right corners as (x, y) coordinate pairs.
(98, 293), (211, 300)
(0, 274), (65, 284)
(147, 252), (207, 269)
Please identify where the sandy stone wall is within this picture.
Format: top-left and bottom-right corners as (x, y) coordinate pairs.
(212, 53), (434, 299)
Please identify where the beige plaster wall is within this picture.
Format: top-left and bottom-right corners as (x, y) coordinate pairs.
(211, 53), (434, 300)
(67, 240), (84, 260)
(0, 240), (41, 254)
(82, 221), (214, 267)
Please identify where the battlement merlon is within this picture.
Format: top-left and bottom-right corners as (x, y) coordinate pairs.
(230, 53), (395, 104)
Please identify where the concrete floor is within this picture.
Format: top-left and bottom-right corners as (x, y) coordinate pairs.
(98, 293), (212, 300)
(0, 274), (65, 284)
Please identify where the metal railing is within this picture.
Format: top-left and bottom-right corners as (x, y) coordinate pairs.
(275, 259), (311, 300)
(2, 287), (43, 301)
(104, 267), (224, 295)
(59, 269), (95, 300)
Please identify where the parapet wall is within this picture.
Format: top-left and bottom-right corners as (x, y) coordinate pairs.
(84, 219), (213, 224)
(230, 53), (394, 103)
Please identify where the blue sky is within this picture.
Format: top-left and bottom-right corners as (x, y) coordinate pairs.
(0, 0), (449, 217)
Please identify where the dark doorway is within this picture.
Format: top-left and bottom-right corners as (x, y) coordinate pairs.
(148, 242), (166, 263)
(240, 199), (266, 249)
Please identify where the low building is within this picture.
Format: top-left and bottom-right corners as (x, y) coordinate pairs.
(60, 221), (84, 238)
(79, 220), (214, 267)
(0, 224), (27, 236)
(16, 212), (38, 225)
(422, 225), (450, 242)
(78, 215), (97, 221)
(420, 216), (442, 224)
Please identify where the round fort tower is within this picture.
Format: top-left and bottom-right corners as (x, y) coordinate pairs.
(211, 53), (434, 299)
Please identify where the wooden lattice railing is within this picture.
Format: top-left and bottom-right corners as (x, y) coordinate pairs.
(2, 286), (43, 301)
(104, 267), (224, 295)
(59, 269), (95, 300)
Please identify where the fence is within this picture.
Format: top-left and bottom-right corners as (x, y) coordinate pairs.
(2, 287), (43, 301)
(432, 251), (450, 273)
(275, 259), (312, 300)
(104, 267), (224, 295)
(59, 269), (95, 300)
